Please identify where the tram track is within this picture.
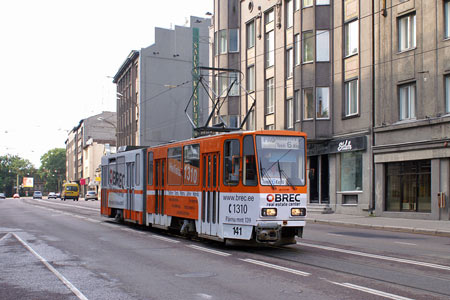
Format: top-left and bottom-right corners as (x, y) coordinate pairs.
(238, 242), (450, 299)
(24, 198), (450, 299)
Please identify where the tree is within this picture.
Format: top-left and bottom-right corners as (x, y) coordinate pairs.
(40, 148), (66, 192)
(0, 154), (35, 196)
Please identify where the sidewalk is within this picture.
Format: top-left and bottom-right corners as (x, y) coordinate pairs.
(306, 212), (450, 237)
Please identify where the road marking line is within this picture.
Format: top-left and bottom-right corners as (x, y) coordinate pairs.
(12, 233), (89, 300)
(149, 234), (180, 243)
(394, 241), (417, 246)
(0, 232), (11, 242)
(240, 258), (310, 276)
(327, 233), (344, 237)
(329, 281), (415, 300)
(32, 199), (98, 212)
(299, 242), (450, 271)
(187, 245), (231, 257)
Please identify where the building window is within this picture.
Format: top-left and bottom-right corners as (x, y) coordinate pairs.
(398, 13), (416, 51)
(229, 29), (239, 52)
(247, 65), (255, 93)
(303, 88), (314, 120)
(295, 90), (301, 122)
(446, 75), (450, 113)
(345, 20), (358, 57)
(266, 78), (275, 114)
(229, 72), (240, 96)
(219, 29), (227, 54)
(316, 87), (330, 119)
(266, 9), (274, 24)
(399, 83), (416, 120)
(446, 0), (450, 39)
(316, 0), (330, 5)
(247, 21), (255, 49)
(303, 0), (313, 8)
(340, 151), (362, 191)
(295, 0), (300, 11)
(303, 31), (314, 63)
(385, 160), (431, 212)
(344, 79), (358, 117)
(286, 97), (294, 129)
(294, 34), (300, 65)
(286, 0), (294, 28)
(286, 48), (294, 78)
(316, 30), (330, 61)
(219, 73), (228, 97)
(265, 30), (275, 67)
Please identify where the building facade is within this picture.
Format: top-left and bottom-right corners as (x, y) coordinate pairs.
(113, 51), (140, 147)
(373, 0), (450, 220)
(113, 17), (211, 148)
(139, 16), (211, 146)
(65, 111), (116, 195)
(212, 0), (374, 215)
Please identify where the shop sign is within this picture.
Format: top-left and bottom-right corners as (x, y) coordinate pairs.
(307, 136), (367, 156)
(328, 136), (367, 154)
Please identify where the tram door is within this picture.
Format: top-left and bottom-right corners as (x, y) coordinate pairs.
(154, 158), (166, 225)
(201, 153), (220, 236)
(126, 162), (135, 220)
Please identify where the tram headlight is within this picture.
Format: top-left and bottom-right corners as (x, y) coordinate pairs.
(261, 208), (277, 217)
(291, 208), (306, 216)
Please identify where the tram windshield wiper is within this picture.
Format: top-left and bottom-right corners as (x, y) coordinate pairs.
(259, 159), (275, 189)
(277, 160), (295, 190)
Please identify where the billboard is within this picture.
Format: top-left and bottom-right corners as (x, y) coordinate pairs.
(23, 177), (34, 188)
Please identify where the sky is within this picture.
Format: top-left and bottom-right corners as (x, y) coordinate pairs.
(0, 0), (213, 168)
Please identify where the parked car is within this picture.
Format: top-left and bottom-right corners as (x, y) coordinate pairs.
(48, 192), (57, 199)
(33, 191), (43, 199)
(56, 192), (61, 198)
(13, 193), (20, 199)
(0, 193), (5, 199)
(85, 190), (98, 201)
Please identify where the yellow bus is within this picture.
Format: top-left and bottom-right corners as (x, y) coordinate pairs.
(62, 182), (79, 201)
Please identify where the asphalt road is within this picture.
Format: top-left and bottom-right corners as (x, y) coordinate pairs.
(1, 197), (449, 300)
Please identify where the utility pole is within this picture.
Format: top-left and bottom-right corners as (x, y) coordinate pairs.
(16, 173), (19, 194)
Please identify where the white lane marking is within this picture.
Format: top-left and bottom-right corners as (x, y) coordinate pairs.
(240, 258), (310, 277)
(327, 233), (344, 237)
(329, 281), (415, 300)
(196, 293), (213, 299)
(187, 245), (231, 257)
(299, 242), (450, 271)
(32, 199), (98, 212)
(0, 232), (11, 242)
(12, 233), (89, 300)
(394, 241), (417, 246)
(149, 234), (180, 243)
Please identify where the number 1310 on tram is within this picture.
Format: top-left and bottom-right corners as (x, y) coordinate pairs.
(101, 130), (307, 245)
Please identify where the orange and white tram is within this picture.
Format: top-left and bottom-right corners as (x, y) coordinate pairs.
(101, 130), (307, 245)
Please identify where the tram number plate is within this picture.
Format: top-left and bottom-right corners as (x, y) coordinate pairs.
(223, 224), (252, 240)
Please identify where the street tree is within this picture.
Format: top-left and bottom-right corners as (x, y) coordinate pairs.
(40, 148), (66, 192)
(0, 155), (35, 196)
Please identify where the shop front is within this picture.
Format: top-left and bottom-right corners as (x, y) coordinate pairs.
(307, 135), (372, 215)
(374, 148), (450, 220)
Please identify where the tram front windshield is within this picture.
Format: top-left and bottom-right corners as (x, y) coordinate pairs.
(255, 135), (305, 186)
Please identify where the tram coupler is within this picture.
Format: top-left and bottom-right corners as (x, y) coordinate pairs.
(255, 223), (281, 243)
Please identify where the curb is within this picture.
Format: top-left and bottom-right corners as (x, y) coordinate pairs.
(306, 219), (450, 238)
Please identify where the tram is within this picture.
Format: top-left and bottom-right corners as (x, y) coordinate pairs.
(101, 130), (307, 245)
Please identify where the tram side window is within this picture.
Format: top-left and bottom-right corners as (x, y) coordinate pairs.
(243, 136), (257, 186)
(184, 144), (200, 185)
(168, 147), (182, 185)
(224, 139), (240, 186)
(147, 152), (153, 185)
(136, 154), (140, 185)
